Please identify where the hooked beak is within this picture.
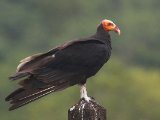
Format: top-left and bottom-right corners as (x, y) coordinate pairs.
(114, 26), (121, 35)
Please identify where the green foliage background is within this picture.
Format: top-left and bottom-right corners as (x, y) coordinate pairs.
(0, 0), (160, 120)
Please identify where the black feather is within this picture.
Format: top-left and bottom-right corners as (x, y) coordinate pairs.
(9, 72), (30, 80)
(5, 88), (25, 101)
(6, 23), (112, 110)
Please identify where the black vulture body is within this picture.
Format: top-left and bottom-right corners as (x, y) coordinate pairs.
(5, 24), (112, 110)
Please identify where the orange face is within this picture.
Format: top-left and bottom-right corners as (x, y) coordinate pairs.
(101, 19), (120, 35)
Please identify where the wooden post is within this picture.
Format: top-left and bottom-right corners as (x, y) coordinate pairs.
(68, 98), (106, 120)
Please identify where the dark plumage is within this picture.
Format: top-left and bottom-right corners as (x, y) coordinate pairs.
(5, 19), (120, 110)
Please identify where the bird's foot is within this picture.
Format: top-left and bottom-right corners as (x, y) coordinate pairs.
(82, 96), (91, 102)
(80, 84), (91, 102)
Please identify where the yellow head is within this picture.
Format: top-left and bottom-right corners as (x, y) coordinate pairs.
(101, 19), (120, 35)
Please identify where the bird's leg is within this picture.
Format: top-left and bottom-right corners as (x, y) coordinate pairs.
(80, 84), (91, 102)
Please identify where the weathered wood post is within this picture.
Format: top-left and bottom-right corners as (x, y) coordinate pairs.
(68, 98), (107, 120)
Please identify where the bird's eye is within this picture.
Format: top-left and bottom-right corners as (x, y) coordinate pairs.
(108, 23), (113, 26)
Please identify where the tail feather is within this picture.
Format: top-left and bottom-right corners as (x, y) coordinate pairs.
(11, 86), (55, 102)
(5, 88), (25, 101)
(9, 86), (56, 111)
(6, 80), (71, 111)
(6, 70), (82, 111)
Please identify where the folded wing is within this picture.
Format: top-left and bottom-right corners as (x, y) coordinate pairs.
(6, 39), (108, 110)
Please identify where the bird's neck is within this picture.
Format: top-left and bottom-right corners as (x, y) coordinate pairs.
(92, 24), (111, 47)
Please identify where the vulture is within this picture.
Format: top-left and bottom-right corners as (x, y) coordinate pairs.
(5, 19), (120, 110)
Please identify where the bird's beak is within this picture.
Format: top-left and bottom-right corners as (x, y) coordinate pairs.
(114, 26), (121, 35)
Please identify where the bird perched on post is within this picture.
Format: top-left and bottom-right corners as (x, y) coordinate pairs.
(5, 19), (120, 110)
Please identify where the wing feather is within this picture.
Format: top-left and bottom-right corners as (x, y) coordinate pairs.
(6, 39), (108, 110)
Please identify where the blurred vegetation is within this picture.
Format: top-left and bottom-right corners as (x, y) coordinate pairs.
(0, 0), (160, 120)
